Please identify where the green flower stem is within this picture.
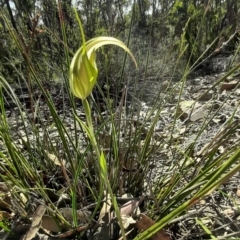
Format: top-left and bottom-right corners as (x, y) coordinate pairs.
(82, 98), (127, 240)
(82, 99), (101, 161)
(82, 98), (103, 220)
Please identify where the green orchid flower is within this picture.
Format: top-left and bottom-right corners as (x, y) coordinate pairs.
(69, 36), (137, 100)
(69, 11), (137, 239)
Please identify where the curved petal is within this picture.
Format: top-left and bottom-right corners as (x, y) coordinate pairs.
(86, 37), (137, 68)
(69, 36), (137, 100)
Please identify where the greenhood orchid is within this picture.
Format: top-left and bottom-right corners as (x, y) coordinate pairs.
(69, 36), (137, 100)
(69, 13), (137, 240)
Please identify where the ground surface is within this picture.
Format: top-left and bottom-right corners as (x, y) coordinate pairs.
(1, 55), (240, 239)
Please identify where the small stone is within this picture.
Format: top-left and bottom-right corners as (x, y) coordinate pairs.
(220, 80), (238, 91)
(236, 189), (240, 197)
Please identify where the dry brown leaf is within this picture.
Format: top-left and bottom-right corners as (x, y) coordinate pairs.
(98, 193), (112, 222)
(93, 193), (113, 240)
(177, 101), (204, 122)
(119, 199), (140, 230)
(135, 214), (170, 240)
(45, 151), (66, 167)
(121, 215), (136, 229)
(120, 200), (140, 216)
(42, 215), (61, 233)
(220, 80), (238, 91)
(42, 224), (86, 239)
(190, 108), (206, 122)
(59, 208), (90, 222)
(176, 101), (194, 120)
(22, 204), (46, 240)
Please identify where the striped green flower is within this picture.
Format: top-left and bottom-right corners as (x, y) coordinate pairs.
(70, 36), (137, 100)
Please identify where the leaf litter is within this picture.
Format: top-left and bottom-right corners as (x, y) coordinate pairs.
(1, 67), (240, 239)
